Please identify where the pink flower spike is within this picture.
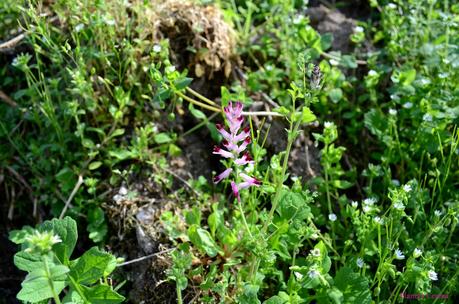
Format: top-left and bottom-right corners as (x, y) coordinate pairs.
(214, 168), (232, 184)
(233, 126), (250, 142)
(222, 140), (238, 152)
(213, 146), (233, 158)
(216, 123), (232, 141)
(237, 137), (251, 153)
(231, 181), (240, 202)
(229, 116), (243, 134)
(234, 152), (254, 166)
(240, 173), (261, 186)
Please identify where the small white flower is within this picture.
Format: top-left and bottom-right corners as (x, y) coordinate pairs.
(329, 213), (337, 222)
(364, 197), (377, 206)
(351, 201), (358, 208)
(308, 269), (319, 279)
(403, 102), (413, 109)
(428, 270), (438, 281)
(329, 59), (339, 66)
(363, 205), (371, 213)
(391, 179), (400, 186)
(75, 23), (84, 32)
(403, 184), (412, 192)
(324, 121), (333, 128)
(153, 45), (162, 53)
(395, 248), (405, 260)
(368, 70), (378, 77)
(413, 248), (422, 258)
(388, 3), (397, 9)
(389, 108), (397, 116)
(434, 210), (442, 217)
(311, 233), (319, 240)
(118, 186), (128, 196)
(266, 65), (273, 71)
(354, 26), (364, 33)
(356, 258), (364, 268)
(311, 248), (321, 257)
(423, 113), (433, 122)
(393, 201), (405, 210)
(374, 216), (384, 225)
(165, 66), (176, 73)
(293, 15), (304, 24)
(294, 271), (304, 280)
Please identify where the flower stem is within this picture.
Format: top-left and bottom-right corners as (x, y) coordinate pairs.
(43, 255), (62, 304)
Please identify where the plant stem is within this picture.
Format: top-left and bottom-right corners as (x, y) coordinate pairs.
(176, 284), (183, 304)
(263, 118), (302, 233)
(42, 255), (62, 304)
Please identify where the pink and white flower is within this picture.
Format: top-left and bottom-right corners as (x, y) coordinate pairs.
(213, 101), (261, 201)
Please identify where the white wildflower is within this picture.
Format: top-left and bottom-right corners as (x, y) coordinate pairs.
(368, 70), (378, 76)
(395, 248), (405, 260)
(153, 45), (162, 53)
(403, 102), (413, 109)
(329, 213), (337, 222)
(364, 197), (377, 206)
(391, 179), (400, 186)
(354, 26), (364, 33)
(403, 184), (412, 192)
(324, 121), (333, 128)
(393, 201), (405, 210)
(434, 210), (442, 217)
(311, 248), (321, 257)
(329, 59), (339, 66)
(308, 269), (319, 279)
(294, 272), (304, 280)
(423, 113), (433, 122)
(351, 201), (358, 208)
(75, 23), (84, 32)
(356, 258), (364, 268)
(363, 205), (371, 213)
(388, 3), (397, 9)
(413, 248), (422, 258)
(389, 108), (397, 116)
(118, 186), (128, 196)
(165, 66), (176, 74)
(374, 216), (384, 225)
(428, 270), (438, 281)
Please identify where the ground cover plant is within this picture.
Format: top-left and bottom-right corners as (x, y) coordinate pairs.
(0, 0), (458, 303)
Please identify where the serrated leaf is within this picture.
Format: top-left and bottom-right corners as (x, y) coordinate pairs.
(188, 225), (221, 257)
(69, 247), (114, 285)
(39, 217), (78, 264)
(14, 251), (44, 272)
(334, 267), (372, 304)
(81, 284), (125, 304)
(17, 264), (69, 303)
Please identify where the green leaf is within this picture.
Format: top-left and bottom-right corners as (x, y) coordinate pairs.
(89, 161), (102, 170)
(188, 103), (206, 120)
(14, 251), (44, 272)
(332, 180), (353, 189)
(69, 247), (115, 285)
(328, 287), (344, 304)
(320, 33), (333, 51)
(264, 291), (290, 304)
(188, 225), (221, 257)
(328, 88), (343, 103)
(9, 226), (34, 244)
(39, 217), (78, 264)
(340, 55), (357, 69)
(108, 149), (135, 161)
(81, 284), (125, 304)
(334, 267), (372, 304)
(221, 86), (231, 107)
(154, 133), (172, 144)
(173, 77), (193, 90)
(301, 106), (317, 124)
(17, 264), (69, 303)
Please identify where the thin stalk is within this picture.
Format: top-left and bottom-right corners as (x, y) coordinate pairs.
(176, 284), (183, 304)
(263, 118), (302, 233)
(43, 255), (62, 304)
(186, 87), (216, 106)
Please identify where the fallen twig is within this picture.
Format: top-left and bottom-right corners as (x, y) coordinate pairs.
(0, 90), (18, 107)
(117, 248), (174, 267)
(0, 33), (26, 50)
(59, 175), (84, 219)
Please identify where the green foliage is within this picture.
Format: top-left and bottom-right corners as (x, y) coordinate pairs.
(10, 217), (124, 303)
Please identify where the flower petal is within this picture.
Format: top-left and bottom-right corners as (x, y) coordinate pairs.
(213, 168), (232, 184)
(231, 181), (240, 202)
(212, 146), (233, 158)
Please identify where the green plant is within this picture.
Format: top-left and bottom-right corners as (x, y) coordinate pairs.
(9, 217), (124, 303)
